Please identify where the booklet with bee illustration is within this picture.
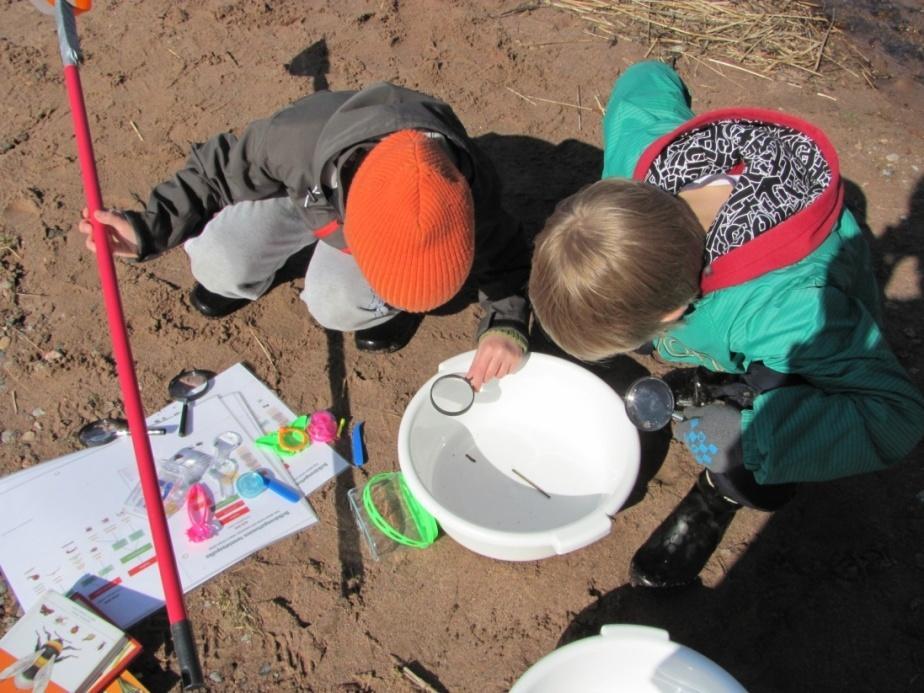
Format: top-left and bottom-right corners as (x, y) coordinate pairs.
(0, 590), (137, 693)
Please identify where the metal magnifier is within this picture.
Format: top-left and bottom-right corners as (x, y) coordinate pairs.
(168, 368), (215, 437)
(429, 373), (476, 416)
(624, 376), (679, 431)
(77, 418), (167, 447)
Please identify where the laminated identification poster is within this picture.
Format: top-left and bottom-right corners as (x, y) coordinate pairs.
(0, 364), (349, 629)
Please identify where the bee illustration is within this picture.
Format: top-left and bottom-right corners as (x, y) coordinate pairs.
(0, 628), (77, 693)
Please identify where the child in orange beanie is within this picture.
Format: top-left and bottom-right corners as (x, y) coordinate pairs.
(77, 82), (530, 389)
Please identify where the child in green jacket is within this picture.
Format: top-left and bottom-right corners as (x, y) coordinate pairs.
(529, 61), (924, 588)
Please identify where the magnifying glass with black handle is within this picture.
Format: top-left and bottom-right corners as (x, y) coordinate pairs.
(429, 373), (477, 416)
(77, 418), (168, 447)
(624, 376), (683, 432)
(168, 369), (216, 437)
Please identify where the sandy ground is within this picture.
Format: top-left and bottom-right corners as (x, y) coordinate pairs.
(1, 1), (923, 691)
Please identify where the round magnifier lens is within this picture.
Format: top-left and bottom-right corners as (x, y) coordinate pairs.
(625, 376), (675, 431)
(168, 368), (214, 401)
(236, 471), (268, 499)
(429, 373), (476, 416)
(77, 418), (127, 447)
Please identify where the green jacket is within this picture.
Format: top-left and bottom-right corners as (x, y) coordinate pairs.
(602, 62), (924, 484)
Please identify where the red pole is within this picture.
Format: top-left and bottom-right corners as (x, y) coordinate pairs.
(64, 63), (188, 619)
(54, 3), (203, 688)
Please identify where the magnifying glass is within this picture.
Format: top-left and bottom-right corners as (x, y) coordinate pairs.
(168, 368), (215, 437)
(77, 417), (167, 447)
(624, 376), (680, 432)
(429, 373), (476, 416)
(235, 469), (302, 503)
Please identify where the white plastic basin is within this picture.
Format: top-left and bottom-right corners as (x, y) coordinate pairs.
(397, 351), (640, 561)
(511, 625), (746, 693)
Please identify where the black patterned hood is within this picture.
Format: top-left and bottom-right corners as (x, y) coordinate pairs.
(633, 108), (844, 294)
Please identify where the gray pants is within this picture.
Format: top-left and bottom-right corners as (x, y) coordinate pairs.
(184, 197), (397, 331)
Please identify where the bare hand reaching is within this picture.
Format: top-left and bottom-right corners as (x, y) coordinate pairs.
(77, 208), (140, 258)
(466, 332), (526, 391)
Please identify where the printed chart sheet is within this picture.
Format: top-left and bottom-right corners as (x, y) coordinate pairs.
(0, 364), (349, 628)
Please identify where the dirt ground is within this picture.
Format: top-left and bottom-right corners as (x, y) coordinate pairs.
(1, 1), (923, 691)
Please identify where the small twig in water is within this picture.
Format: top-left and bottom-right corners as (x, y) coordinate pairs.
(511, 468), (551, 499)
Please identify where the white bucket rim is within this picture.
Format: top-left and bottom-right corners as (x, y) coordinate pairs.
(398, 352), (640, 558)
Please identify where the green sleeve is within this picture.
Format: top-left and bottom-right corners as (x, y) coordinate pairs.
(736, 286), (924, 484)
(601, 61), (694, 179)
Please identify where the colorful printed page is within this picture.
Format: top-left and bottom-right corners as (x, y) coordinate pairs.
(0, 590), (125, 693)
(0, 364), (349, 629)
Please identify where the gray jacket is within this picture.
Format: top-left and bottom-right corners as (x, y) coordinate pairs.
(125, 82), (530, 336)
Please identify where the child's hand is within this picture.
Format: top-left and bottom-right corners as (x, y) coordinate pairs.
(466, 333), (525, 391)
(78, 208), (140, 258)
(673, 402), (743, 473)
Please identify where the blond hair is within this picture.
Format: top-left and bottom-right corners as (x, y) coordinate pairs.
(529, 178), (705, 361)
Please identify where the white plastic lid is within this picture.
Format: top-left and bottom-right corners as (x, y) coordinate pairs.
(510, 625), (746, 693)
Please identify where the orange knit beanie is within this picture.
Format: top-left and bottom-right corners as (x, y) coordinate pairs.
(344, 129), (475, 312)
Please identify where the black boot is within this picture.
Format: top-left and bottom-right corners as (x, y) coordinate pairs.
(629, 471), (739, 588)
(189, 283), (252, 318)
(354, 312), (422, 353)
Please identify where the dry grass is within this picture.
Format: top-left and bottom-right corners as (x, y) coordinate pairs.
(545, 0), (876, 86)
